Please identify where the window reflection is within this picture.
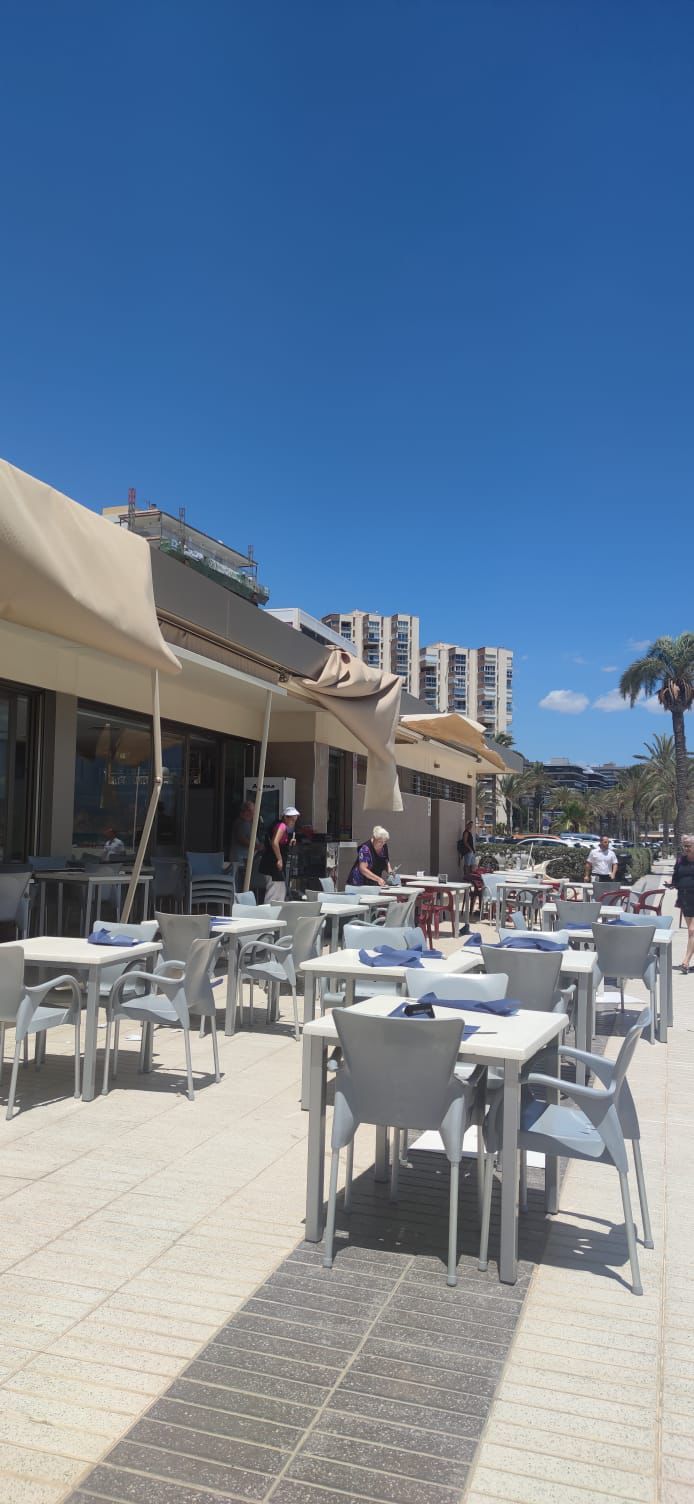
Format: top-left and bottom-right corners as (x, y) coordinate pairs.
(73, 709), (152, 856)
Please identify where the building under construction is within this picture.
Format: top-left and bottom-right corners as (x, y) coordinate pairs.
(103, 492), (269, 606)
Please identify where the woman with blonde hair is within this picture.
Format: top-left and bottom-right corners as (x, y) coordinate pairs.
(348, 825), (393, 887)
(671, 834), (694, 974)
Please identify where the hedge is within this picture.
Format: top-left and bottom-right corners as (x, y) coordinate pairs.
(477, 842), (653, 883)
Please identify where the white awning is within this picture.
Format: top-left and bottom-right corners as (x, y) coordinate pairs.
(399, 711), (507, 774)
(0, 459), (180, 676)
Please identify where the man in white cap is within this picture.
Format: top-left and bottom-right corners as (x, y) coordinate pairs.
(259, 806), (300, 901)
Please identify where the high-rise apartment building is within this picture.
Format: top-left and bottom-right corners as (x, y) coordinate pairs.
(419, 643), (513, 738)
(321, 611), (420, 695)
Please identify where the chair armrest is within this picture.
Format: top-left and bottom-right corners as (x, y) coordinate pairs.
(25, 974), (82, 1008)
(108, 969), (178, 1007)
(525, 1071), (601, 1103)
(558, 1045), (612, 1085)
(154, 959), (185, 978)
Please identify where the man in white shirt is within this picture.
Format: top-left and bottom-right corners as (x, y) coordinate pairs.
(584, 835), (618, 883)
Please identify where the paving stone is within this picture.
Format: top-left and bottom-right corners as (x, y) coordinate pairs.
(286, 1452), (463, 1503)
(190, 1343), (341, 1387)
(327, 1387), (487, 1439)
(316, 1407), (480, 1462)
(107, 1437), (274, 1494)
(128, 1411), (298, 1457)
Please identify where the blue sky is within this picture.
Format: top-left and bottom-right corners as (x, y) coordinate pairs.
(1, 1), (692, 766)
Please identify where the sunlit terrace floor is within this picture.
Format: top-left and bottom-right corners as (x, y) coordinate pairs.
(0, 896), (690, 1504)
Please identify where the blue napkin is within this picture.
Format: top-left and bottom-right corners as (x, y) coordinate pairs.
(382, 942), (443, 959)
(88, 929), (137, 948)
(464, 932), (482, 947)
(564, 922), (591, 930)
(414, 991), (519, 1016)
(606, 916), (635, 926)
(358, 947), (423, 968)
(388, 1003), (480, 1035)
(498, 936), (566, 952)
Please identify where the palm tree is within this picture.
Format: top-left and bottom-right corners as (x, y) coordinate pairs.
(635, 734), (694, 852)
(499, 773), (526, 835)
(620, 634), (694, 845)
(549, 788), (588, 833)
(617, 763), (653, 847)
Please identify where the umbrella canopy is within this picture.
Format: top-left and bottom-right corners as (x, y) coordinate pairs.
(299, 649), (403, 811)
(0, 459), (180, 676)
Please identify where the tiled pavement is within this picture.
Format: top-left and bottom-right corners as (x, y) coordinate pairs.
(0, 898), (690, 1503)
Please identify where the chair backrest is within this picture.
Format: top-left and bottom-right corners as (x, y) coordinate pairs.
(0, 945), (24, 1023)
(343, 923), (414, 951)
(510, 910), (528, 931)
(592, 877), (620, 900)
(275, 901), (322, 947)
(481, 872), (503, 899)
(0, 871), (32, 923)
(406, 971), (509, 1002)
(29, 855), (69, 871)
(591, 922), (656, 980)
(233, 891), (257, 907)
(387, 891), (420, 928)
(232, 902), (281, 920)
(183, 936), (222, 1017)
(555, 899), (602, 927)
(631, 876), (652, 894)
(480, 944), (563, 1010)
(333, 1010), (465, 1133)
(189, 875), (235, 914)
(95, 921), (159, 990)
(156, 911), (210, 963)
(619, 912), (672, 930)
(186, 851), (225, 876)
(612, 1007), (652, 1092)
(319, 876), (335, 893)
(289, 914), (327, 968)
(152, 857), (188, 900)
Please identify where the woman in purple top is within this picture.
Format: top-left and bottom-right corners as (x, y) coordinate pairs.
(348, 825), (393, 887)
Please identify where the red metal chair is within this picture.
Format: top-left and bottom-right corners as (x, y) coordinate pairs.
(415, 892), (441, 948)
(633, 888), (666, 917)
(597, 889), (631, 909)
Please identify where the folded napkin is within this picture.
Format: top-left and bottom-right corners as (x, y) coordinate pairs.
(413, 991), (519, 1016)
(464, 932), (482, 947)
(606, 916), (636, 926)
(88, 929), (137, 948)
(564, 922), (591, 930)
(358, 947), (423, 968)
(498, 936), (566, 952)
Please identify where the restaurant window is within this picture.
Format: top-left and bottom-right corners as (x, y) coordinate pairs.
(327, 748), (353, 840)
(0, 686), (38, 861)
(73, 707), (153, 857)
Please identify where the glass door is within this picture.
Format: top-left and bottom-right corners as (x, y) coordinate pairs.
(0, 689), (36, 861)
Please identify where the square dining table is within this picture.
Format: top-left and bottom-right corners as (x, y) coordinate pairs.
(5, 935), (162, 1101)
(461, 939), (600, 1087)
(557, 924), (673, 1044)
(36, 870), (153, 936)
(302, 994), (568, 1285)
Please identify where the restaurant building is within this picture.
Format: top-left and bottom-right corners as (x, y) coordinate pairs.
(0, 482), (504, 879)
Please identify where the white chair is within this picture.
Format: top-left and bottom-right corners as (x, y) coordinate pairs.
(102, 936), (222, 1100)
(0, 946), (82, 1119)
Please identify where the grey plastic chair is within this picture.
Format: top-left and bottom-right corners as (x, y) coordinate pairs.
(233, 891), (257, 908)
(237, 914), (326, 1040)
(555, 899), (602, 927)
(0, 871), (32, 940)
(151, 857), (188, 913)
(102, 936), (222, 1100)
(343, 922), (426, 952)
(591, 923), (658, 1043)
(510, 909), (528, 931)
(190, 875), (235, 916)
(0, 946), (82, 1119)
(617, 913), (672, 930)
(480, 872), (503, 924)
(187, 851), (225, 876)
(387, 891), (421, 929)
(323, 1010), (478, 1285)
(479, 1008), (653, 1295)
(231, 902), (281, 921)
(319, 877), (336, 893)
(481, 944), (575, 1017)
(85, 920), (160, 1078)
(156, 911), (210, 963)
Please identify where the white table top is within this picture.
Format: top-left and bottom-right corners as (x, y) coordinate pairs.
(564, 925), (672, 948)
(320, 902), (362, 918)
(349, 891), (403, 906)
(303, 993), (569, 1064)
(211, 918), (287, 936)
(2, 937), (162, 968)
(462, 939), (598, 977)
(399, 876), (471, 891)
(496, 878), (553, 890)
(299, 946), (481, 982)
(542, 902), (623, 918)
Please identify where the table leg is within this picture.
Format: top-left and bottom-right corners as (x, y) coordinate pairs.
(85, 882), (94, 938)
(462, 886), (471, 934)
(82, 968), (100, 1102)
(499, 1060), (521, 1284)
(329, 915), (339, 954)
(541, 908), (552, 933)
(499, 891), (508, 928)
(39, 880), (46, 936)
(574, 973), (589, 1086)
(303, 974), (317, 1027)
(544, 1036), (560, 1215)
(375, 1125), (389, 1181)
(225, 940), (239, 1036)
(452, 894), (460, 940)
(57, 882), (64, 937)
(96, 883), (103, 927)
(659, 944), (671, 1042)
(305, 1035), (327, 1241)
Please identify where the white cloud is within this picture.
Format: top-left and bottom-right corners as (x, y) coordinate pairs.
(642, 694), (665, 714)
(539, 689), (589, 715)
(627, 638), (650, 652)
(594, 688), (627, 712)
(601, 664), (618, 673)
